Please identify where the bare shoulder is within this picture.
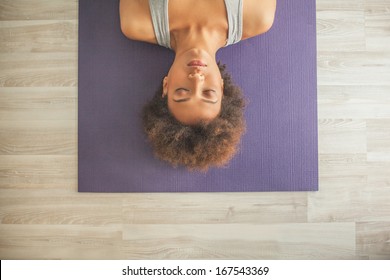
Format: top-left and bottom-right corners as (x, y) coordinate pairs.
(119, 0), (157, 43)
(242, 0), (277, 40)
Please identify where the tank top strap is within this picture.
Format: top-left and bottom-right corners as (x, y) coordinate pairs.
(148, 0), (171, 49)
(224, 0), (244, 46)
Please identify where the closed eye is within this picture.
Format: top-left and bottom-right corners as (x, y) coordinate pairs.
(175, 88), (190, 93)
(203, 89), (216, 98)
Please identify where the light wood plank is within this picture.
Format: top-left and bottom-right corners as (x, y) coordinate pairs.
(310, 159), (390, 223)
(356, 222), (390, 259)
(318, 153), (367, 178)
(122, 223), (357, 259)
(0, 0), (78, 21)
(0, 52), (77, 87)
(0, 87), (77, 121)
(318, 86), (390, 119)
(317, 11), (365, 51)
(0, 121), (76, 155)
(365, 161), (390, 221)
(317, 51), (390, 86)
(367, 119), (390, 159)
(0, 155), (76, 188)
(0, 224), (124, 260)
(122, 193), (308, 224)
(318, 119), (366, 154)
(309, 157), (368, 222)
(0, 189), (123, 225)
(365, 0), (390, 51)
(316, 0), (365, 11)
(0, 20), (77, 53)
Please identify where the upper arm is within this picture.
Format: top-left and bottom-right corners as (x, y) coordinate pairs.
(119, 0), (156, 43)
(242, 0), (276, 39)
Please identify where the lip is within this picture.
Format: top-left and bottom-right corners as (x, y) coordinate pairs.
(187, 60), (207, 67)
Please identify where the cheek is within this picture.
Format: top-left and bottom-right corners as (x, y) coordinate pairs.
(166, 98), (181, 116)
(167, 67), (187, 86)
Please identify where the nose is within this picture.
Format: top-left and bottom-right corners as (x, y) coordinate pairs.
(188, 71), (205, 82)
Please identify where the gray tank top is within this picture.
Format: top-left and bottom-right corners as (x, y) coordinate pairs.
(148, 0), (243, 49)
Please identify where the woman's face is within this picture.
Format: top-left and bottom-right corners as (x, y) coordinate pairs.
(163, 49), (224, 125)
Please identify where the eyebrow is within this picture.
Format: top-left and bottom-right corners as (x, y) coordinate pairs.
(173, 98), (218, 104)
(175, 88), (190, 92)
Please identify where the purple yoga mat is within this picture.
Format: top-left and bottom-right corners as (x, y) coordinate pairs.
(78, 0), (318, 192)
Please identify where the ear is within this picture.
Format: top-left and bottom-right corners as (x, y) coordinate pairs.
(221, 78), (224, 93)
(162, 76), (168, 97)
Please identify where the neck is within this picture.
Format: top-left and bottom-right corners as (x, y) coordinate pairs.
(171, 26), (226, 58)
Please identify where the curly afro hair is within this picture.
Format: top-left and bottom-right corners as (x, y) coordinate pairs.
(142, 63), (246, 171)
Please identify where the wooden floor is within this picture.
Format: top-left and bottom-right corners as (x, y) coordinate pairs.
(0, 0), (389, 260)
